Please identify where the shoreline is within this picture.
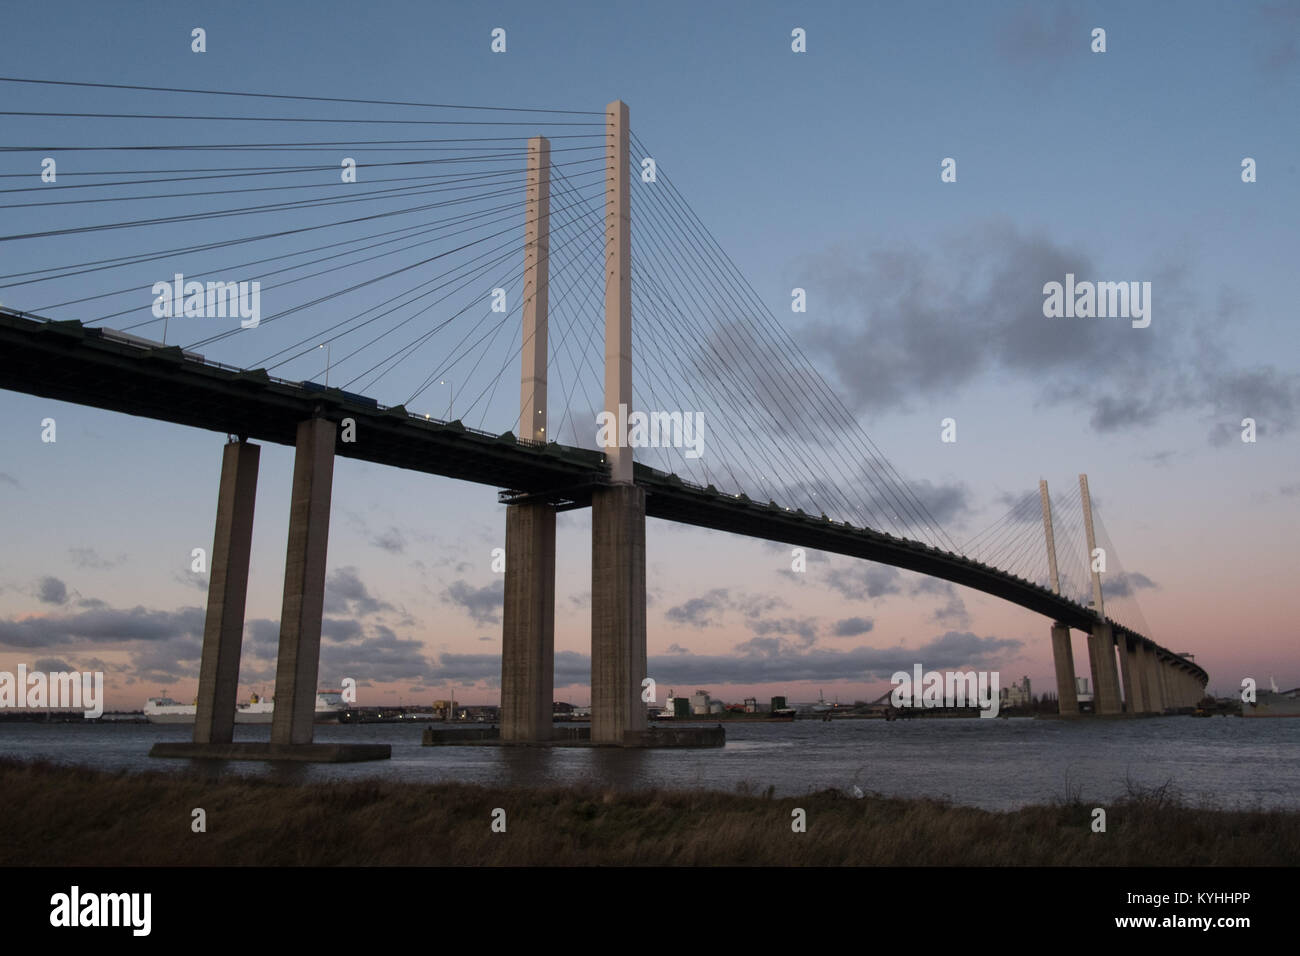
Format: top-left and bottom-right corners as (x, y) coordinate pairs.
(1, 756), (1297, 866)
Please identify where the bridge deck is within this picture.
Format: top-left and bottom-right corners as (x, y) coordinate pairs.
(0, 309), (1206, 684)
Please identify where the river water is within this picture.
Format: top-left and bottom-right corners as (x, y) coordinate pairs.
(0, 716), (1294, 811)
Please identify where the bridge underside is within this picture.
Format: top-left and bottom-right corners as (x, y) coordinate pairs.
(0, 311), (1208, 740)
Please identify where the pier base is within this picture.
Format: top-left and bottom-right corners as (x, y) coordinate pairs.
(590, 484), (647, 745)
(1088, 623), (1123, 715)
(271, 418), (336, 747)
(500, 500), (555, 742)
(194, 439), (259, 745)
(1050, 623), (1079, 716)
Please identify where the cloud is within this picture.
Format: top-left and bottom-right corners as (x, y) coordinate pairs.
(832, 616), (874, 637)
(317, 624), (433, 685)
(68, 547), (124, 570)
(369, 526), (406, 554)
(321, 617), (363, 642)
(0, 472), (21, 490)
(32, 657), (74, 672)
(801, 223), (1300, 445)
(441, 579), (504, 626)
(130, 636), (203, 684)
(323, 567), (392, 615)
(172, 570), (209, 592)
(0, 605), (204, 649)
(1102, 571), (1157, 598)
(746, 616), (819, 646)
(406, 630), (1023, 689)
(826, 565), (902, 600)
(36, 576), (68, 606)
(912, 578), (970, 626)
(665, 588), (731, 628)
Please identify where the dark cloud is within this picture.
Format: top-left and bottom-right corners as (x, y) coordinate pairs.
(907, 479), (972, 527)
(822, 564), (969, 625)
(441, 579), (504, 626)
(369, 526), (406, 554)
(0, 472), (21, 489)
(1205, 368), (1300, 445)
(324, 567), (392, 616)
(665, 588), (730, 628)
(1102, 571), (1157, 598)
(832, 617), (874, 637)
(0, 605), (204, 649)
(32, 657), (74, 672)
(732, 592), (786, 619)
(36, 576), (68, 606)
(318, 624), (432, 685)
(407, 630), (1023, 688)
(321, 617), (363, 642)
(826, 565), (902, 600)
(746, 616), (819, 646)
(801, 223), (1300, 445)
(131, 636), (203, 685)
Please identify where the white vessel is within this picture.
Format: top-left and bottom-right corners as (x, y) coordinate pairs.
(145, 690), (347, 724)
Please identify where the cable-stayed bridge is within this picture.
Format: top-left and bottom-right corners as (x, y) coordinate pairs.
(0, 78), (1207, 755)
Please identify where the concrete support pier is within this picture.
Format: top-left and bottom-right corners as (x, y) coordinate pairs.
(590, 483), (647, 744)
(1050, 623), (1079, 716)
(1088, 623), (1123, 715)
(270, 418), (336, 747)
(1119, 635), (1146, 714)
(1142, 645), (1165, 713)
(500, 500), (556, 742)
(193, 439), (259, 745)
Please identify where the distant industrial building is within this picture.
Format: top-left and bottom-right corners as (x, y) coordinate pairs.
(691, 689), (711, 715)
(1000, 676), (1032, 708)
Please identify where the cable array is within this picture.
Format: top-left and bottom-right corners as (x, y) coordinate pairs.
(1, 77), (1157, 619)
(626, 130), (957, 549)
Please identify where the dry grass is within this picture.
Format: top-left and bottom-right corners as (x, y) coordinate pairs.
(1, 757), (1295, 866)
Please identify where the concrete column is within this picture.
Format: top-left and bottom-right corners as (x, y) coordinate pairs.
(499, 134), (557, 744)
(1144, 648), (1166, 713)
(519, 135), (550, 444)
(500, 500), (555, 742)
(1050, 623), (1078, 716)
(1079, 474), (1105, 618)
(591, 483), (647, 744)
(1039, 481), (1061, 595)
(194, 439), (260, 745)
(1133, 643), (1154, 714)
(1088, 622), (1122, 715)
(1120, 636), (1146, 714)
(603, 99), (633, 484)
(270, 418), (336, 746)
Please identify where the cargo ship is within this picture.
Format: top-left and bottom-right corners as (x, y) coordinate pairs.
(144, 689), (347, 724)
(1243, 680), (1300, 718)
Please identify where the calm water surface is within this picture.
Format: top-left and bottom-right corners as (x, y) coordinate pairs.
(0, 717), (1295, 811)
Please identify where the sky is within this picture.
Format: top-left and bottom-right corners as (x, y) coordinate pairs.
(0, 0), (1297, 711)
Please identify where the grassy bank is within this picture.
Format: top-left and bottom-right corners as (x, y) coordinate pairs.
(2, 757), (1296, 866)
